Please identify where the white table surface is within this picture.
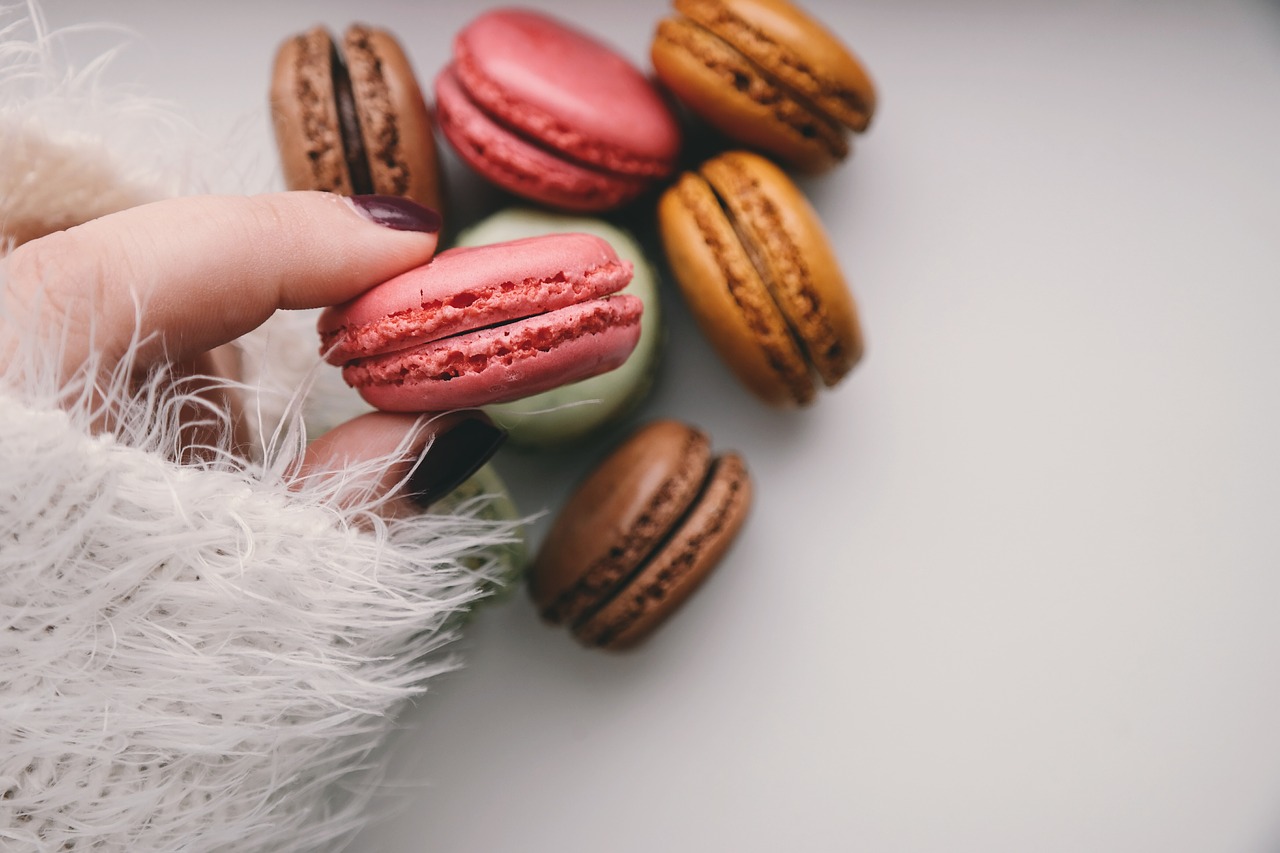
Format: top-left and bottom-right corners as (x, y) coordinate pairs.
(38, 0), (1280, 850)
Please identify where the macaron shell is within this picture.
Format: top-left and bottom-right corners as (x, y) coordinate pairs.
(651, 16), (846, 172)
(433, 464), (527, 601)
(659, 171), (814, 406)
(319, 233), (634, 362)
(435, 66), (649, 212)
(454, 9), (680, 178)
(457, 209), (663, 448)
(344, 26), (443, 213)
(574, 452), (752, 650)
(675, 0), (876, 132)
(345, 295), (643, 412)
(270, 27), (353, 195)
(531, 420), (713, 625)
(701, 151), (863, 386)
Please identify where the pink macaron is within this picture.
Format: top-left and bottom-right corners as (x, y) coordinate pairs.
(319, 233), (643, 412)
(434, 8), (681, 212)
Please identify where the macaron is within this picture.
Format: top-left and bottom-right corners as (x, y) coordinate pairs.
(658, 150), (863, 407)
(651, 0), (876, 171)
(318, 232), (643, 412)
(270, 24), (443, 213)
(434, 464), (527, 604)
(435, 9), (682, 212)
(530, 420), (752, 651)
(456, 208), (662, 448)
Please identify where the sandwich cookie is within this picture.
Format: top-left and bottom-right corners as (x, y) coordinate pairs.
(435, 9), (682, 212)
(659, 150), (863, 407)
(270, 24), (443, 214)
(651, 0), (876, 171)
(431, 464), (528, 606)
(456, 208), (663, 448)
(318, 232), (643, 412)
(530, 420), (752, 651)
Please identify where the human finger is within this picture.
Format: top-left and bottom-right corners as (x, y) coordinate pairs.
(0, 192), (440, 376)
(296, 410), (507, 516)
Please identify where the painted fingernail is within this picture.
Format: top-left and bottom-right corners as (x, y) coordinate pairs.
(408, 412), (507, 508)
(347, 194), (443, 233)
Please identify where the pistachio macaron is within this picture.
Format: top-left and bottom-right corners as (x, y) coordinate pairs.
(434, 464), (527, 603)
(455, 208), (663, 448)
(651, 0), (876, 171)
(658, 150), (864, 407)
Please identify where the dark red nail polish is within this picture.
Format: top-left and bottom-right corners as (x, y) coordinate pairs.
(349, 195), (443, 233)
(408, 412), (507, 508)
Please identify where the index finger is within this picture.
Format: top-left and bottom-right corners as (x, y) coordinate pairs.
(0, 192), (441, 375)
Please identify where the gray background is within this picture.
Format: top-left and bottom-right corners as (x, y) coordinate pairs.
(38, 0), (1280, 850)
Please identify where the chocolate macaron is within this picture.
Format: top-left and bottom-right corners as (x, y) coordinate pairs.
(270, 24), (442, 214)
(531, 420), (752, 651)
(658, 150), (864, 407)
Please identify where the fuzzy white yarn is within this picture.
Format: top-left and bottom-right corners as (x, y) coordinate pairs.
(0, 5), (520, 850)
(0, 375), (510, 851)
(0, 2), (196, 246)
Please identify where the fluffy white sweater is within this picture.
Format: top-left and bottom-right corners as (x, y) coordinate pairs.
(0, 6), (517, 850)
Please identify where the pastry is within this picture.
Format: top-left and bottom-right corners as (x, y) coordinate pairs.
(433, 464), (527, 603)
(530, 420), (752, 650)
(318, 233), (643, 411)
(270, 24), (443, 213)
(456, 208), (663, 448)
(658, 150), (864, 406)
(651, 0), (876, 171)
(435, 9), (681, 211)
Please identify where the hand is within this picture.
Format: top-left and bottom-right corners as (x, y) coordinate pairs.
(0, 192), (514, 851)
(0, 191), (506, 507)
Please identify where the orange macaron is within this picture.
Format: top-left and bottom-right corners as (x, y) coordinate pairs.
(658, 150), (864, 407)
(651, 0), (876, 171)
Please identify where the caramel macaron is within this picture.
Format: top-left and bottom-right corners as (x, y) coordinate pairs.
(651, 0), (876, 171)
(270, 24), (443, 214)
(658, 150), (864, 407)
(531, 420), (752, 651)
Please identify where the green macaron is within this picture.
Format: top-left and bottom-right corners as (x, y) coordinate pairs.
(434, 463), (527, 604)
(455, 208), (662, 448)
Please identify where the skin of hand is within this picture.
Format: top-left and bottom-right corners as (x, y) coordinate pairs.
(0, 191), (505, 510)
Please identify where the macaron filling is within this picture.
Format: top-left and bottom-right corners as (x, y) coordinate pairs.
(329, 38), (374, 195)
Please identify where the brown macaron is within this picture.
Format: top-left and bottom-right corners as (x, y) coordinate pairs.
(651, 0), (876, 171)
(530, 420), (752, 651)
(658, 150), (864, 407)
(270, 24), (442, 214)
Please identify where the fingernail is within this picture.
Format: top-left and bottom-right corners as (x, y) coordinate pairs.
(347, 195), (443, 233)
(408, 412), (507, 508)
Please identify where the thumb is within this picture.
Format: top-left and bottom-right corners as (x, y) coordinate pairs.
(0, 192), (441, 376)
(296, 410), (508, 517)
